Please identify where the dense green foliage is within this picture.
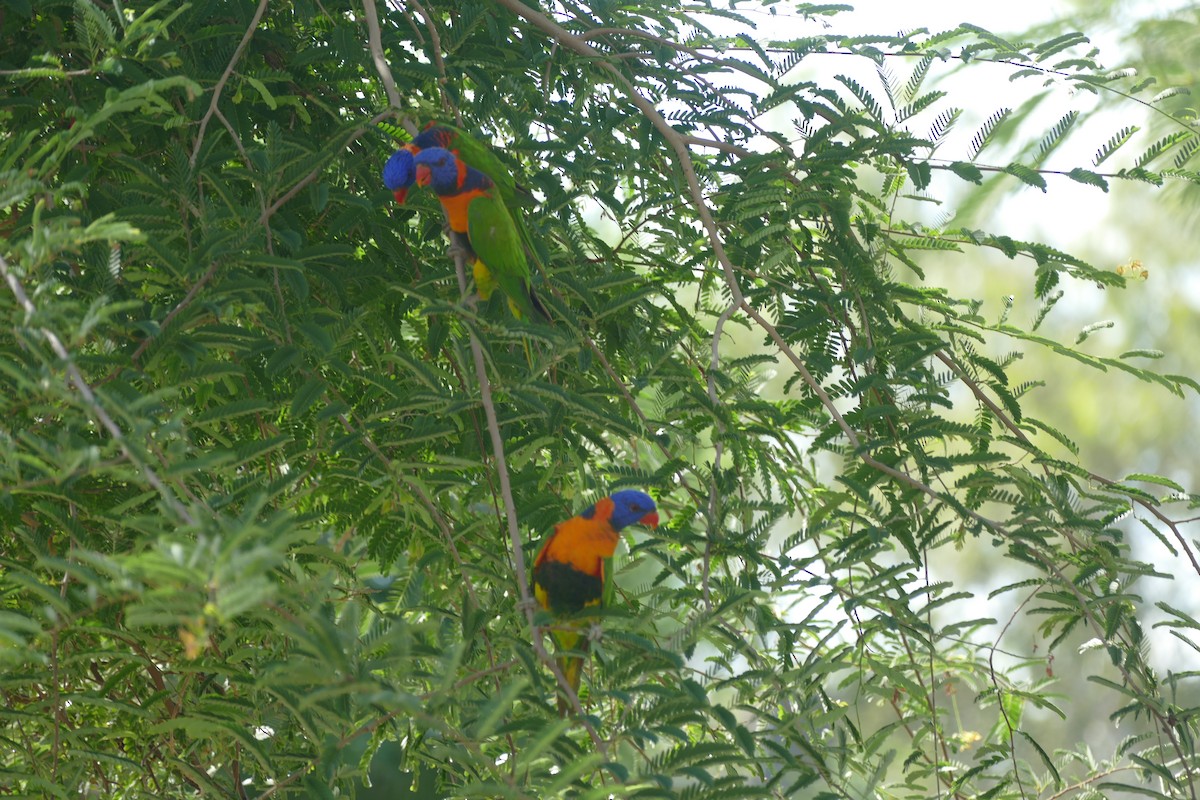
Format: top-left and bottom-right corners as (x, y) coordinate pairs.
(2, 1), (1199, 797)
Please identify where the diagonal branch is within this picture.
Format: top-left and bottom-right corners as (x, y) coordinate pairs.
(0, 254), (197, 527)
(934, 349), (1200, 577)
(258, 110), (397, 225)
(129, 260), (220, 364)
(452, 247), (609, 752)
(494, 0), (1007, 537)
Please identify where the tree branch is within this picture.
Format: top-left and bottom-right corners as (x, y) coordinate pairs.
(0, 253), (196, 527)
(361, 0), (403, 110)
(494, 0), (1008, 536)
(190, 0), (269, 167)
(453, 247), (608, 750)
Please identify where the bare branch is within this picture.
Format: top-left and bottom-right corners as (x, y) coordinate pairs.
(361, 0), (403, 110)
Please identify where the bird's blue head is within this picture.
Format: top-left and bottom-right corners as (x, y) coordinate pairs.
(382, 146), (416, 203)
(596, 489), (659, 532)
(413, 147), (464, 195)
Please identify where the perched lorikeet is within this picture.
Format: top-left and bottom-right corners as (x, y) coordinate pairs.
(381, 123), (549, 300)
(411, 146), (549, 321)
(532, 489), (659, 715)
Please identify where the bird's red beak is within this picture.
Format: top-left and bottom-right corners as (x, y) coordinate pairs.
(640, 511), (660, 528)
(415, 164), (431, 187)
(393, 187), (409, 204)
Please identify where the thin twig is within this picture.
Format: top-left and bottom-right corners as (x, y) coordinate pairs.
(410, 0), (456, 120)
(681, 134), (757, 158)
(129, 260), (220, 364)
(190, 0), (269, 166)
(0, 254), (196, 527)
(987, 587), (1040, 800)
(257, 110), (396, 225)
(934, 349), (1200, 578)
(702, 301), (737, 612)
(1044, 767), (1139, 800)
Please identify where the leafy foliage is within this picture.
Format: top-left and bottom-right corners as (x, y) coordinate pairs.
(1, 0), (1199, 798)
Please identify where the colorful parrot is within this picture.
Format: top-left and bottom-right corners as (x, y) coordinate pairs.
(532, 489), (659, 715)
(411, 146), (549, 321)
(381, 124), (550, 304)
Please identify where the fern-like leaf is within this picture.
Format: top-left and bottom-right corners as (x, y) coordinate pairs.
(1094, 125), (1138, 166)
(928, 108), (962, 147)
(969, 108), (1012, 161)
(1036, 111), (1079, 164)
(1065, 167), (1109, 191)
(905, 54), (935, 101)
(1034, 31), (1090, 62)
(1135, 131), (1192, 168)
(835, 75), (885, 122)
(1004, 162), (1047, 192)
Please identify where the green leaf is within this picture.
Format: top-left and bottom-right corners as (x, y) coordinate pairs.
(948, 161), (984, 183)
(1094, 125), (1138, 166)
(1065, 167), (1109, 191)
(1004, 162), (1047, 192)
(243, 75), (278, 109)
(1122, 473), (1185, 493)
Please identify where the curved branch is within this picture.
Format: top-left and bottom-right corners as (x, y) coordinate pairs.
(494, 0), (1007, 535)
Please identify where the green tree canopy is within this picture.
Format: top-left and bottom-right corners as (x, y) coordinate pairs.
(2, 1), (1198, 798)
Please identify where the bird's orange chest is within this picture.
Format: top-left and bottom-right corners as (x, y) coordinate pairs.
(438, 189), (487, 234)
(541, 518), (619, 578)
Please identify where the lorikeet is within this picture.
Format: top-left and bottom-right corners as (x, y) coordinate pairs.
(532, 489), (659, 715)
(411, 146), (549, 321)
(381, 123), (549, 296)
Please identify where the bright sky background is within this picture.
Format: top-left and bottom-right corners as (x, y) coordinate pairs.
(836, 0), (1068, 34)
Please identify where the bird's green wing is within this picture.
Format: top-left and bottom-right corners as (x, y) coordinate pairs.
(466, 191), (542, 320)
(437, 125), (550, 274)
(438, 124), (523, 208)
